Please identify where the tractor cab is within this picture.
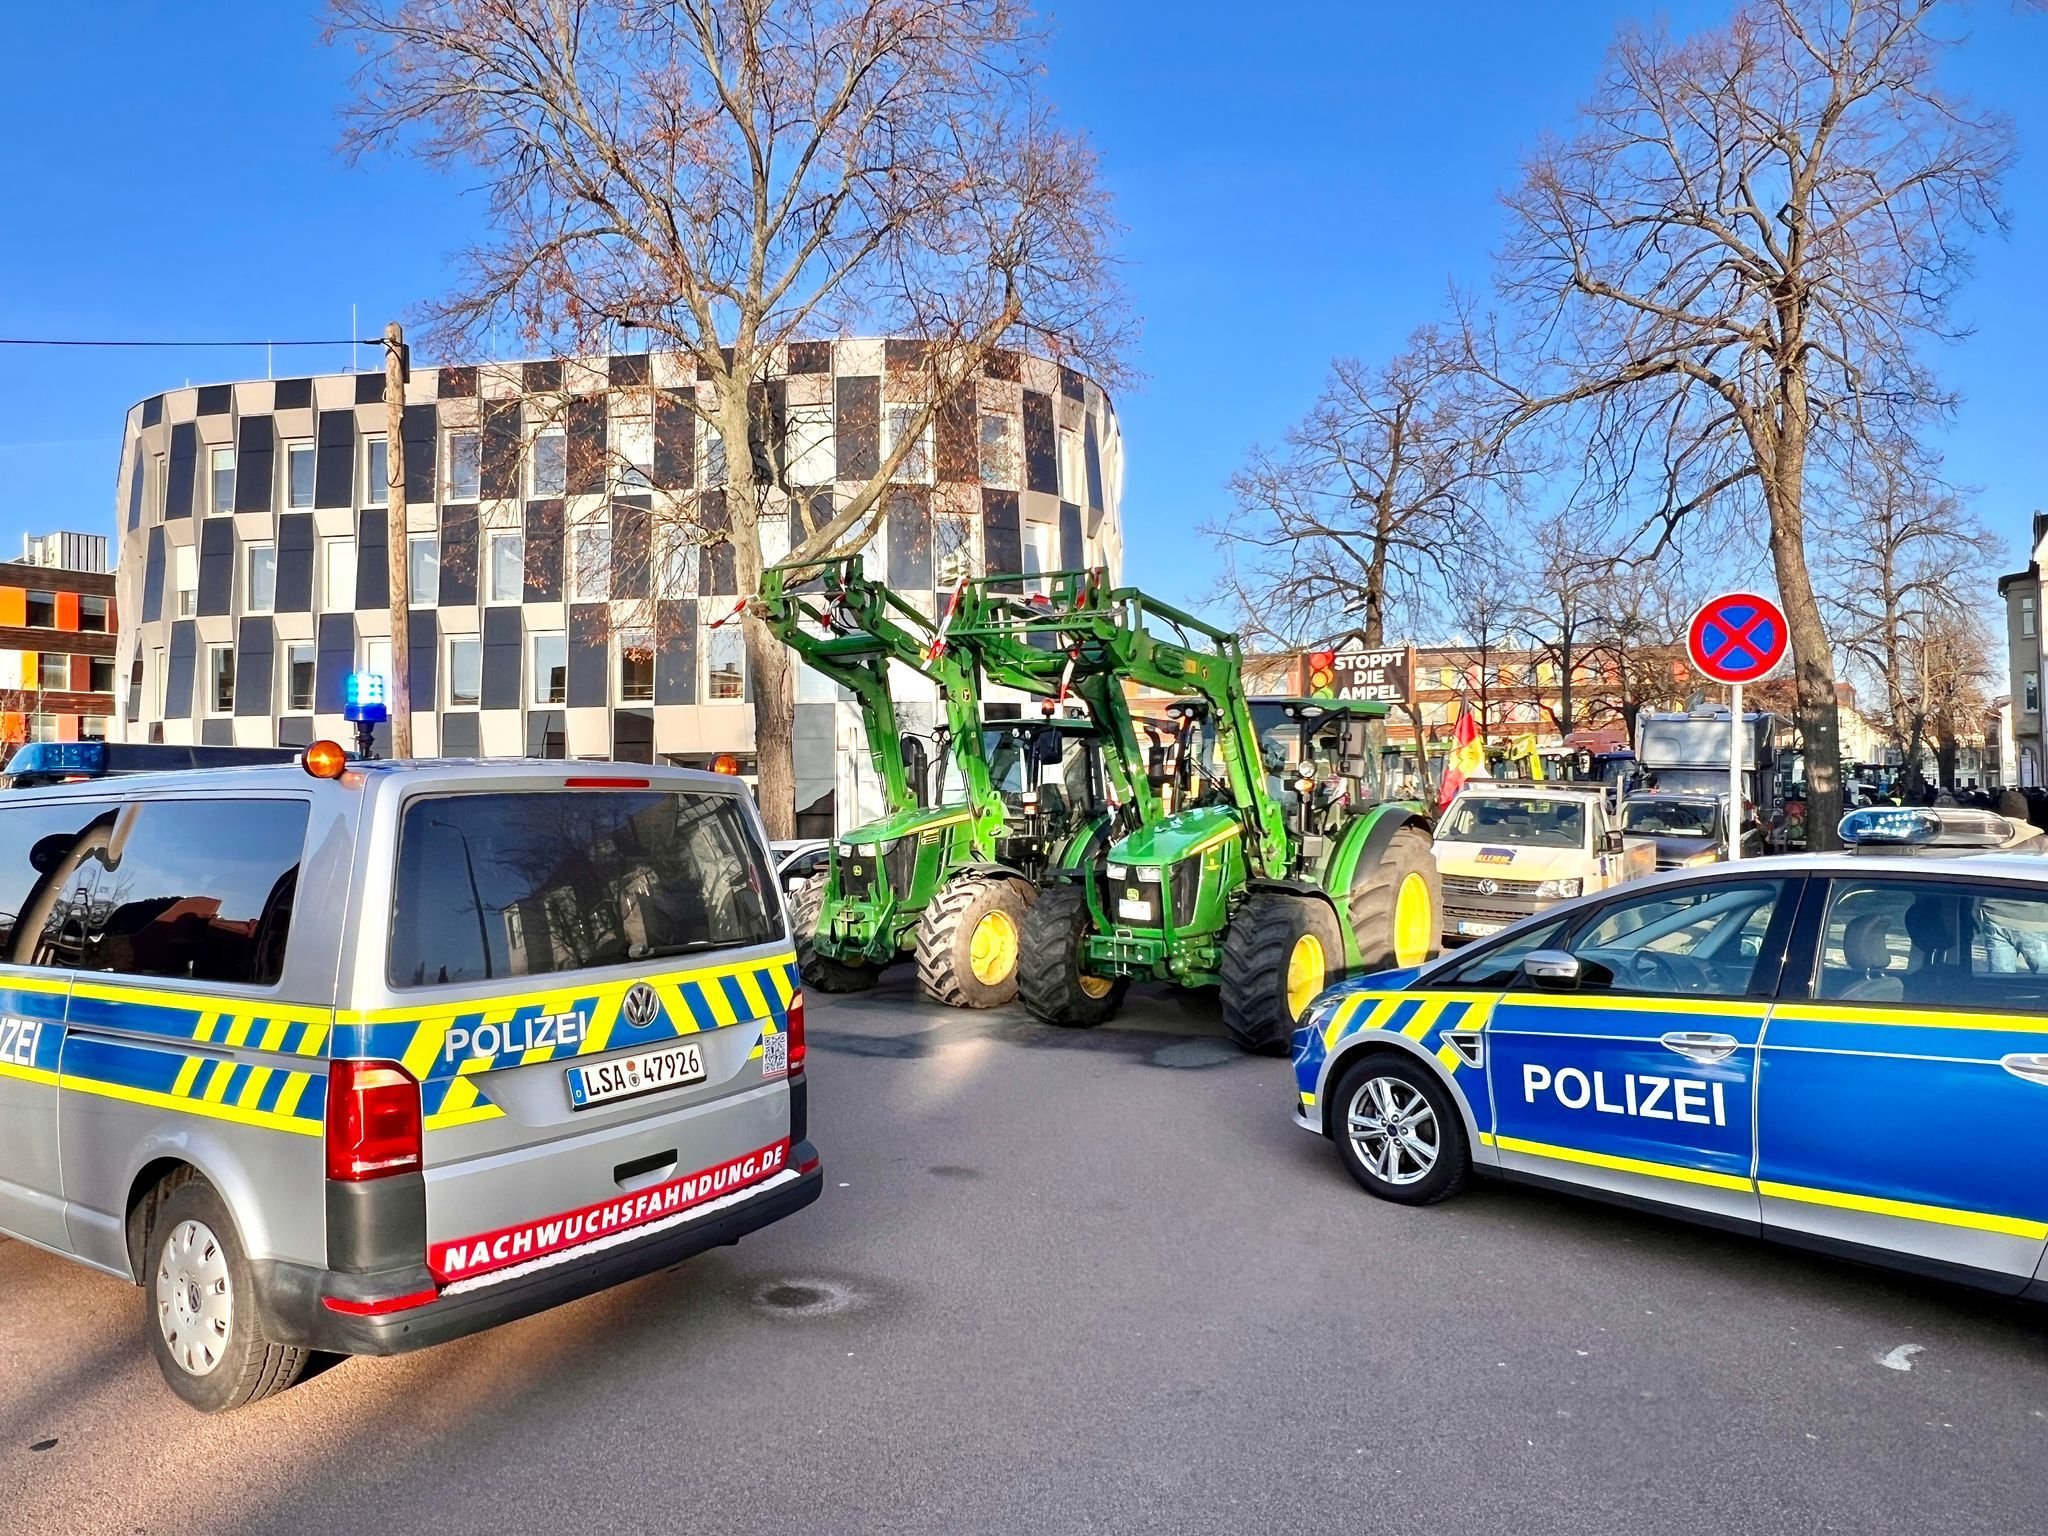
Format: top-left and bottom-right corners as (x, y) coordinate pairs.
(978, 714), (1108, 867)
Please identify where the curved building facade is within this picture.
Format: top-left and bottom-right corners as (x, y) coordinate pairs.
(112, 339), (1124, 829)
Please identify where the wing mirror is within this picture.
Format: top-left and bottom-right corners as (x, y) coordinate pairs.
(1603, 829), (1626, 854)
(1521, 949), (1583, 991)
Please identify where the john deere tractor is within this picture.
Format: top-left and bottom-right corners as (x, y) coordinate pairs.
(756, 558), (1118, 1007)
(936, 569), (1441, 1052)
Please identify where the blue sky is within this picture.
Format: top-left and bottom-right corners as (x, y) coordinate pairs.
(1, 0), (2042, 609)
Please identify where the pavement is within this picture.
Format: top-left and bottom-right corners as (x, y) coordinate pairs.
(5, 976), (2048, 1535)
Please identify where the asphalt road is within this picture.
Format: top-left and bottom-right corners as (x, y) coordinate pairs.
(5, 976), (2048, 1535)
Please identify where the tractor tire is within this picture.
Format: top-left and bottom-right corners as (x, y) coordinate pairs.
(791, 872), (881, 994)
(1220, 891), (1343, 1055)
(1347, 825), (1441, 973)
(1017, 883), (1129, 1027)
(915, 875), (1035, 1009)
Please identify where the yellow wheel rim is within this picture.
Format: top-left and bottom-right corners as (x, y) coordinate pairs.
(1393, 872), (1434, 967)
(968, 908), (1020, 986)
(1078, 972), (1113, 999)
(1285, 933), (1327, 1020)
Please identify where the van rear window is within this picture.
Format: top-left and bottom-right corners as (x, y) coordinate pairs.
(388, 790), (780, 987)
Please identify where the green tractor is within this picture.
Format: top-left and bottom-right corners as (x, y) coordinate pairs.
(755, 558), (1121, 1007)
(938, 570), (1441, 1052)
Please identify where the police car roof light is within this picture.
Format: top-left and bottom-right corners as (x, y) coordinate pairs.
(343, 670), (390, 725)
(3, 740), (108, 779)
(1838, 806), (2015, 849)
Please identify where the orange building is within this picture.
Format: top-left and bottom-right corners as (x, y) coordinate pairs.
(0, 540), (117, 747)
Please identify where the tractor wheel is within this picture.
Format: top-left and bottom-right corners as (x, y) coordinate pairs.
(1017, 883), (1129, 1027)
(915, 875), (1035, 1009)
(1347, 825), (1441, 972)
(1220, 891), (1343, 1055)
(790, 872), (881, 994)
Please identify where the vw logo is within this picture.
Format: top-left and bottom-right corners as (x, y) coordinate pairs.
(622, 982), (661, 1028)
(1477, 879), (1499, 897)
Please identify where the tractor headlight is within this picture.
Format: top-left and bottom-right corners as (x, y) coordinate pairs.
(1106, 863), (1127, 880)
(1137, 866), (1164, 884)
(1536, 878), (1582, 899)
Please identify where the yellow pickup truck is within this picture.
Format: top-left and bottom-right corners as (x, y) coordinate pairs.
(1432, 781), (1657, 942)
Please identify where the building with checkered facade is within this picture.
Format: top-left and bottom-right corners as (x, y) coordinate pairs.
(112, 340), (1123, 831)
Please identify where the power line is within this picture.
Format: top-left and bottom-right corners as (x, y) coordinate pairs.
(0, 336), (381, 349)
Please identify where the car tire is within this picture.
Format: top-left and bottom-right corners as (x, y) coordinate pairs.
(144, 1168), (308, 1412)
(1328, 1053), (1470, 1206)
(1220, 891), (1343, 1054)
(1016, 883), (1128, 1026)
(915, 874), (1034, 1008)
(790, 872), (881, 994)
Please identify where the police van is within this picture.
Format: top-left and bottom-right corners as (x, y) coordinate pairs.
(0, 741), (821, 1410)
(1292, 807), (2048, 1300)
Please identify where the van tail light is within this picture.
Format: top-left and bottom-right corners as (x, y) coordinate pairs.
(326, 1059), (422, 1181)
(786, 992), (806, 1078)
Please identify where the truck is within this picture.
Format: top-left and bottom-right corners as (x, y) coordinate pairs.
(1432, 780), (1654, 942)
(1629, 708), (1781, 863)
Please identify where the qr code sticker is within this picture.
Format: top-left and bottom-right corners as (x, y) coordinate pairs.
(762, 1030), (789, 1078)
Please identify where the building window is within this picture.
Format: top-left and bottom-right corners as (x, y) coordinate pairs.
(2025, 594), (2038, 639)
(24, 590), (55, 628)
(700, 426), (727, 488)
(208, 645), (235, 714)
(783, 403), (835, 485)
(174, 546), (198, 618)
(614, 415), (654, 490)
(285, 442), (316, 509)
(27, 714), (56, 744)
(286, 643), (315, 712)
(447, 636), (481, 708)
(2027, 672), (2040, 715)
(209, 447), (235, 514)
(934, 515), (975, 586)
(363, 637), (392, 688)
(532, 633), (567, 705)
(446, 432), (481, 501)
(245, 544), (276, 615)
(707, 625), (745, 701)
(1022, 521), (1057, 593)
(408, 535), (440, 606)
(364, 437), (389, 507)
(1058, 426), (1083, 502)
(78, 595), (108, 633)
(89, 656), (114, 693)
(487, 531), (524, 604)
(979, 411), (1019, 488)
(531, 430), (566, 497)
(655, 525), (699, 598)
(80, 715), (108, 741)
(881, 404), (932, 483)
(619, 628), (655, 703)
(570, 520), (612, 601)
(321, 538), (356, 611)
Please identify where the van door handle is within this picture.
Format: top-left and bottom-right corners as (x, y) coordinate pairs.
(1660, 1031), (1739, 1063)
(2000, 1054), (2048, 1086)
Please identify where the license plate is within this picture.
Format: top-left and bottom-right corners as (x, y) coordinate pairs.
(566, 1042), (705, 1109)
(1457, 920), (1503, 936)
(1117, 897), (1152, 921)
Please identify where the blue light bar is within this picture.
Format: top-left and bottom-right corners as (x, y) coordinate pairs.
(3, 741), (108, 779)
(1839, 806), (2017, 849)
(343, 671), (390, 724)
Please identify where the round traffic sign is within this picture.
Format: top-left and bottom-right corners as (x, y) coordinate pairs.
(1688, 591), (1788, 685)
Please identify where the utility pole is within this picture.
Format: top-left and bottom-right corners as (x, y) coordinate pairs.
(383, 321), (414, 757)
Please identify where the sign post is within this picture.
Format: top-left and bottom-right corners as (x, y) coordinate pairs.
(1686, 592), (1790, 862)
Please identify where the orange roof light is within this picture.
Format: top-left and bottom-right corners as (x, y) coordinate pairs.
(710, 753), (743, 776)
(302, 740), (348, 779)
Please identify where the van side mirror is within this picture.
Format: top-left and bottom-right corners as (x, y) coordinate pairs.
(1603, 829), (1625, 854)
(1521, 949), (1582, 991)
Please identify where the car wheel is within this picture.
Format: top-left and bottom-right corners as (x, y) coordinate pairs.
(145, 1169), (307, 1412)
(1328, 1054), (1470, 1206)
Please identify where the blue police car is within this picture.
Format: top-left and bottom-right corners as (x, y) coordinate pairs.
(1292, 807), (2048, 1299)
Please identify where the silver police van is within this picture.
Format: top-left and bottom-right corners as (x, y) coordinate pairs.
(0, 742), (821, 1411)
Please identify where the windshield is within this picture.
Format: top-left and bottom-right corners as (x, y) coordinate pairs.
(1247, 703), (1389, 802)
(389, 789), (780, 986)
(1436, 796), (1587, 848)
(1622, 799), (1718, 838)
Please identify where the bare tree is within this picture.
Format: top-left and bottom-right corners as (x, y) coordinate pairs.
(1209, 324), (1519, 652)
(1824, 447), (1997, 795)
(1492, 0), (2017, 847)
(331, 0), (1127, 831)
(1578, 556), (1704, 741)
(1507, 516), (1617, 739)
